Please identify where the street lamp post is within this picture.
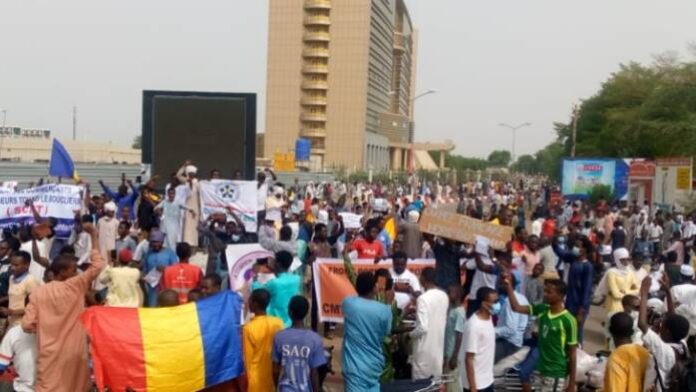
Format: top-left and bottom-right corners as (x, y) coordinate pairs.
(407, 90), (437, 172)
(498, 122), (532, 164)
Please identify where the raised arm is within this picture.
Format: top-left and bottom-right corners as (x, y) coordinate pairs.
(30, 237), (49, 268)
(99, 180), (118, 200)
(503, 272), (531, 314)
(74, 223), (106, 289)
(638, 276), (651, 334)
(474, 253), (496, 274)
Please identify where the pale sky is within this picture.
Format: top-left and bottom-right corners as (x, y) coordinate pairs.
(1, 1), (694, 158)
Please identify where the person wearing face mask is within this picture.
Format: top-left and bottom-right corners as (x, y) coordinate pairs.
(409, 267), (449, 381)
(564, 237), (595, 343)
(461, 287), (498, 392)
(605, 248), (639, 316)
(494, 273), (530, 363)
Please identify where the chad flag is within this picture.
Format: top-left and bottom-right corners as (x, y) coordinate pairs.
(81, 292), (244, 392)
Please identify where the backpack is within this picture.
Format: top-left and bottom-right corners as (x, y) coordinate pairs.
(657, 342), (696, 392)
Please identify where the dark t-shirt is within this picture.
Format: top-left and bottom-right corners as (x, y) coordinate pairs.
(610, 228), (626, 250)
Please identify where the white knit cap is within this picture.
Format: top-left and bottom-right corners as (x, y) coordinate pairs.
(185, 165), (198, 175)
(407, 210), (420, 224)
(104, 201), (117, 212)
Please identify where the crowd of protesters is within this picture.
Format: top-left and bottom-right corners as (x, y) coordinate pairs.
(0, 161), (695, 392)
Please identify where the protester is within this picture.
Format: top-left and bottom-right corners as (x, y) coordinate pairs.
(272, 296), (326, 392)
(342, 272), (392, 392)
(604, 312), (650, 392)
(141, 231), (178, 307)
(21, 223), (104, 392)
(564, 236), (594, 342)
(177, 161), (201, 247)
(504, 275), (577, 392)
(3, 251), (39, 327)
(156, 289), (180, 307)
(0, 321), (37, 392)
(155, 187), (190, 250)
(410, 267), (448, 380)
(252, 250), (301, 327)
(68, 215), (93, 266)
(495, 273), (530, 362)
(461, 287), (498, 392)
(444, 284), (466, 392)
(97, 201), (120, 262)
(244, 288), (284, 392)
(389, 251), (422, 310)
(114, 221), (137, 257)
(201, 273), (222, 297)
(638, 275), (690, 391)
(99, 177), (139, 220)
(161, 242), (203, 304)
(606, 248), (639, 314)
(100, 248), (143, 307)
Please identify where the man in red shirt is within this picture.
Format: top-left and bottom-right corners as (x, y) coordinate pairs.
(542, 214), (557, 238)
(161, 242), (203, 304)
(350, 219), (385, 260)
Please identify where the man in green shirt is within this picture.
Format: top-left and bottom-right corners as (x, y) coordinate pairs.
(503, 272), (577, 392)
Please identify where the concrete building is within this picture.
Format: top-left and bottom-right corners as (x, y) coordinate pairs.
(0, 126), (140, 164)
(265, 0), (425, 172)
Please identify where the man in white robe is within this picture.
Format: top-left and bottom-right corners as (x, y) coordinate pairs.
(410, 266), (449, 380)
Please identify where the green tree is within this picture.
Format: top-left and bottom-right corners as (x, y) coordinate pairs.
(587, 184), (615, 206)
(511, 154), (538, 174)
(487, 150), (512, 167)
(132, 135), (142, 149)
(555, 55), (696, 160)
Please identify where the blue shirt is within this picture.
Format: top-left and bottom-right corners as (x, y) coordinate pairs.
(142, 248), (178, 274)
(565, 260), (594, 314)
(496, 291), (530, 347)
(253, 272), (302, 327)
(272, 328), (326, 392)
(101, 183), (139, 220)
(342, 296), (392, 392)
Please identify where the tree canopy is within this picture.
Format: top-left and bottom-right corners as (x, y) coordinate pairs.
(487, 150), (512, 167)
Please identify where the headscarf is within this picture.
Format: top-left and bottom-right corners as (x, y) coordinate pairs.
(185, 165), (198, 175)
(104, 201), (117, 212)
(612, 247), (631, 275)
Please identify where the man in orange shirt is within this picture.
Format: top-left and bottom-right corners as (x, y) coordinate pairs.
(243, 288), (284, 392)
(161, 243), (203, 304)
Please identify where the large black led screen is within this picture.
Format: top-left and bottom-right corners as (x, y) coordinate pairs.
(142, 91), (256, 181)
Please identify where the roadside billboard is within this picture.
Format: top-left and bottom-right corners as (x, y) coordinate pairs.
(561, 158), (629, 200)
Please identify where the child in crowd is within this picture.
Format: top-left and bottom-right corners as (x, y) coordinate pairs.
(272, 296), (326, 392)
(244, 289), (284, 392)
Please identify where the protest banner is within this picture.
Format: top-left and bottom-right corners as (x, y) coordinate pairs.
(0, 184), (82, 238)
(313, 258), (435, 323)
(199, 180), (258, 232)
(339, 212), (363, 229)
(225, 244), (273, 292)
(418, 208), (512, 250)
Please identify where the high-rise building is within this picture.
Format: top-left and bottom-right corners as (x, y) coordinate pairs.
(265, 0), (418, 171)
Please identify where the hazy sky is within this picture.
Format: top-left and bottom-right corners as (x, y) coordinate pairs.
(1, 1), (694, 158)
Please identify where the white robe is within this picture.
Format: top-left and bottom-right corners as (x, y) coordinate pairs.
(410, 287), (449, 380)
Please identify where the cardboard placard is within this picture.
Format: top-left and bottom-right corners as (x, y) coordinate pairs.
(418, 208), (512, 250)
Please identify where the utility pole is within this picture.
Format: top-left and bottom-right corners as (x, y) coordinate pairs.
(72, 105), (77, 141)
(570, 104), (579, 158)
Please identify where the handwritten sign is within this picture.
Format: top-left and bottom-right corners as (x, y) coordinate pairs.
(419, 208), (512, 250)
(339, 212), (363, 229)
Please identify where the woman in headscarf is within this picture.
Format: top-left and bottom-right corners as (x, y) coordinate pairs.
(605, 247), (640, 314)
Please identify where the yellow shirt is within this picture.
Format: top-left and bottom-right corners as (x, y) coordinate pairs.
(100, 266), (143, 308)
(605, 269), (639, 313)
(604, 343), (650, 392)
(243, 315), (284, 392)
